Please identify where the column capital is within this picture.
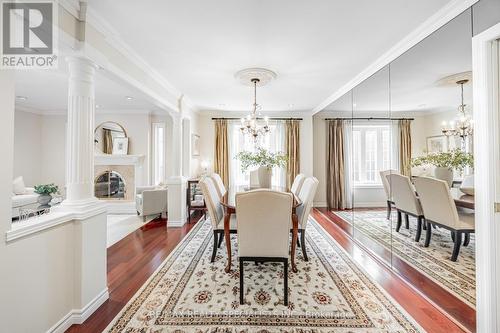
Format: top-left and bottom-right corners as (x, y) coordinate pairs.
(65, 56), (99, 69)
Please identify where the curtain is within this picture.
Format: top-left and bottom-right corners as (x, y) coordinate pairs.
(399, 119), (412, 177)
(214, 119), (229, 189)
(102, 128), (113, 154)
(343, 120), (353, 209)
(326, 120), (346, 210)
(285, 119), (300, 190)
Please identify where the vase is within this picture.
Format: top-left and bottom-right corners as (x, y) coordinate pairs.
(434, 167), (453, 187)
(37, 194), (52, 207)
(257, 166), (272, 188)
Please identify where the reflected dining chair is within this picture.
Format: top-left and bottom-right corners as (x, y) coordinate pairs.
(295, 177), (319, 261)
(387, 174), (425, 242)
(414, 177), (475, 261)
(236, 189), (293, 305)
(249, 169), (259, 187)
(210, 173), (227, 199)
(290, 173), (306, 195)
(199, 177), (236, 262)
(380, 169), (400, 220)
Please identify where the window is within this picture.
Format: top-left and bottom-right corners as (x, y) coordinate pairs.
(152, 122), (166, 185)
(352, 124), (392, 186)
(228, 120), (286, 187)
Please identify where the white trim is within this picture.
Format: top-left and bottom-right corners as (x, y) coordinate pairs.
(312, 0), (479, 114)
(167, 219), (186, 227)
(472, 22), (500, 333)
(47, 288), (109, 333)
(313, 201), (327, 208)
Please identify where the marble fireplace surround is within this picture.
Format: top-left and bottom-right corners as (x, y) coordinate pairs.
(94, 154), (145, 201)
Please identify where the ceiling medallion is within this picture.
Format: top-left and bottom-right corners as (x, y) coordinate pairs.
(234, 68), (277, 87)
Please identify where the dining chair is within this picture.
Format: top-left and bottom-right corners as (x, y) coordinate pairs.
(387, 174), (425, 242)
(199, 177), (236, 262)
(290, 173), (306, 195)
(249, 169), (259, 187)
(236, 189), (292, 306)
(210, 173), (227, 199)
(380, 169), (400, 220)
(295, 177), (319, 261)
(414, 177), (475, 261)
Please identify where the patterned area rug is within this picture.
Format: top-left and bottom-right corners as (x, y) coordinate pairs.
(333, 210), (475, 307)
(105, 217), (424, 332)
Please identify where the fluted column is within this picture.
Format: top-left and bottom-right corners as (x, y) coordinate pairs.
(63, 56), (99, 206)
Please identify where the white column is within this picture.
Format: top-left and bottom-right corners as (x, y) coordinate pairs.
(62, 56), (100, 208)
(166, 112), (187, 227)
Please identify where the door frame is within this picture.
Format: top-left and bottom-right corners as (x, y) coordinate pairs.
(472, 22), (500, 332)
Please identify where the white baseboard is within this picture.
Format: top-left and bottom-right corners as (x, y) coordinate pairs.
(167, 219), (186, 227)
(354, 202), (386, 208)
(47, 288), (109, 333)
(313, 201), (327, 207)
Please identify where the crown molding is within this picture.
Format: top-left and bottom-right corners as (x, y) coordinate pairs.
(312, 0), (479, 114)
(15, 105), (66, 116)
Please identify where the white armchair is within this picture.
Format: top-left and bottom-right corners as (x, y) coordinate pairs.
(135, 186), (168, 222)
(295, 177), (319, 261)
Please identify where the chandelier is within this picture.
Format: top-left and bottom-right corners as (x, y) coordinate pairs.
(240, 78), (270, 141)
(441, 79), (473, 141)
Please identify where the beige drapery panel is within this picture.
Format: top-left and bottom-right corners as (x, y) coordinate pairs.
(214, 119), (229, 189)
(326, 120), (346, 210)
(399, 119), (412, 177)
(102, 128), (113, 154)
(285, 120), (300, 190)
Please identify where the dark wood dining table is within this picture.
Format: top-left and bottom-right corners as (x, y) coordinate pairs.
(450, 188), (474, 209)
(220, 186), (302, 273)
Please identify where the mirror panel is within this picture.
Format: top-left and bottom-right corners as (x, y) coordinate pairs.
(94, 121), (128, 155)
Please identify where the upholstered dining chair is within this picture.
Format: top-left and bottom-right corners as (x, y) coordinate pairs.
(199, 177), (236, 262)
(380, 169), (400, 220)
(210, 173), (227, 199)
(387, 174), (425, 242)
(290, 173), (306, 195)
(414, 177), (475, 261)
(249, 169), (259, 187)
(236, 189), (293, 306)
(295, 177), (319, 261)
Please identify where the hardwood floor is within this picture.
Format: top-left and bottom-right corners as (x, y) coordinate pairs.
(67, 210), (470, 333)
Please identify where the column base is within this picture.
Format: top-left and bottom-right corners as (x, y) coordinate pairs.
(166, 176), (188, 227)
(56, 197), (107, 218)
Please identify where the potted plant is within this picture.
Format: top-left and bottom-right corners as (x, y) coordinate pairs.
(411, 149), (474, 187)
(235, 148), (288, 188)
(34, 183), (59, 207)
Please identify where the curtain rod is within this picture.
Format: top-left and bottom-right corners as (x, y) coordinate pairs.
(324, 117), (414, 121)
(211, 117), (303, 121)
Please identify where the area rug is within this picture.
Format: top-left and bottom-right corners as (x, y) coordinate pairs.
(333, 210), (475, 307)
(105, 217), (424, 332)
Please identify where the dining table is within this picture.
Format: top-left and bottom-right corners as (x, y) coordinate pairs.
(220, 185), (302, 273)
(450, 187), (475, 209)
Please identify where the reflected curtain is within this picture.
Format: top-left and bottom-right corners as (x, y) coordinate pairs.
(326, 120), (346, 210)
(399, 119), (412, 177)
(285, 119), (300, 189)
(102, 128), (113, 154)
(214, 119), (229, 189)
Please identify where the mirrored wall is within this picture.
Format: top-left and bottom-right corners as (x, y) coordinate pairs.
(314, 3), (500, 329)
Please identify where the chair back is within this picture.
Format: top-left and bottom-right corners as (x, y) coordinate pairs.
(379, 169), (399, 200)
(387, 174), (422, 216)
(236, 190), (292, 258)
(414, 177), (460, 228)
(290, 173), (306, 195)
(249, 169), (259, 187)
(210, 173), (226, 198)
(199, 177), (223, 229)
(296, 177), (319, 229)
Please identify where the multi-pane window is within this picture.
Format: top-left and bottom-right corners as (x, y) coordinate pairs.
(351, 124), (392, 186)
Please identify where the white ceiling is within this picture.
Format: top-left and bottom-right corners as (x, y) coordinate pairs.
(87, 0), (453, 113)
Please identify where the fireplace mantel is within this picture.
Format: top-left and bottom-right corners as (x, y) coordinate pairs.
(94, 154), (145, 166)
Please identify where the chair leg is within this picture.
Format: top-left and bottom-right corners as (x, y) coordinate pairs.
(404, 214), (409, 229)
(210, 231), (218, 262)
(386, 200), (392, 219)
(451, 231), (463, 262)
(395, 210), (402, 232)
(239, 258), (244, 305)
(217, 232), (224, 248)
(143, 215), (147, 222)
(451, 231), (455, 242)
(300, 230), (308, 261)
(283, 259), (289, 306)
(423, 221), (427, 230)
(415, 216), (423, 242)
(424, 221), (432, 247)
(463, 233), (470, 247)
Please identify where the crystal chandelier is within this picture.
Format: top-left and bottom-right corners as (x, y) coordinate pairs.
(441, 79), (473, 141)
(240, 78), (270, 141)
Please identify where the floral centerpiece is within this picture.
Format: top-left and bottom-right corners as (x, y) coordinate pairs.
(235, 148), (287, 187)
(411, 149), (473, 186)
(34, 183), (59, 207)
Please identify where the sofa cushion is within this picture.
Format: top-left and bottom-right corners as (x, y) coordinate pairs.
(12, 194), (39, 208)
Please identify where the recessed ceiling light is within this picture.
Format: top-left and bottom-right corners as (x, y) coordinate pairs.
(219, 104), (226, 107)
(125, 96), (133, 100)
(353, 103), (357, 107)
(288, 104), (294, 108)
(95, 104), (101, 108)
(16, 96), (28, 101)
(418, 103), (427, 107)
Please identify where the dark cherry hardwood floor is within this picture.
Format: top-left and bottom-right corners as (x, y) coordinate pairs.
(67, 210), (470, 333)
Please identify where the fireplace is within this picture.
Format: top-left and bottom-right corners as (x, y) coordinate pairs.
(94, 171), (126, 199)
